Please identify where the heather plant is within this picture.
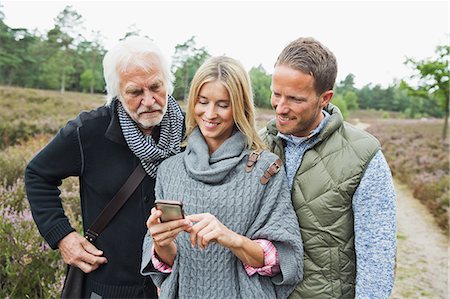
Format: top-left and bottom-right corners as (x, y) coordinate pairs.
(0, 186), (65, 298)
(0, 176), (82, 297)
(1, 174), (81, 295)
(0, 135), (51, 187)
(366, 119), (449, 231)
(0, 86), (104, 148)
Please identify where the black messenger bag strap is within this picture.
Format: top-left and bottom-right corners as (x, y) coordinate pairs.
(60, 164), (146, 299)
(85, 163), (146, 243)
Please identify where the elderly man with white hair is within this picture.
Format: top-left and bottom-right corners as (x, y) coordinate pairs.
(25, 36), (184, 298)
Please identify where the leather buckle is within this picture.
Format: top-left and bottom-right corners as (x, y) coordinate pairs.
(85, 229), (99, 243)
(260, 159), (282, 185)
(245, 151), (261, 172)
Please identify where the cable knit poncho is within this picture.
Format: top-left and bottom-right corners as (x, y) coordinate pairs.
(141, 128), (304, 298)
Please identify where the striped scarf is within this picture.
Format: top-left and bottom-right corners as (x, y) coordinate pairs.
(117, 96), (184, 178)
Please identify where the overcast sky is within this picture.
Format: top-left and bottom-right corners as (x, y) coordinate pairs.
(1, 0), (448, 88)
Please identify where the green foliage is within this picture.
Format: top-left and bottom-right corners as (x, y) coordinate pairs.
(249, 65), (272, 108)
(0, 17), (40, 87)
(77, 37), (106, 93)
(0, 6), (106, 94)
(342, 90), (358, 110)
(80, 69), (94, 92)
(335, 73), (356, 95)
(171, 36), (210, 101)
(331, 95), (349, 119)
(402, 43), (450, 139)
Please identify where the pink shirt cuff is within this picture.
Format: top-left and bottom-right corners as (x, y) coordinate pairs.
(151, 240), (280, 277)
(244, 239), (281, 277)
(151, 245), (173, 273)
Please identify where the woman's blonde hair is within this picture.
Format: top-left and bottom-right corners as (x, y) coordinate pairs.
(184, 56), (265, 151)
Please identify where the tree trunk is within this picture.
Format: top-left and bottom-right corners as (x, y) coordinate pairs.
(442, 95), (449, 140)
(60, 68), (66, 94)
(183, 68), (188, 101)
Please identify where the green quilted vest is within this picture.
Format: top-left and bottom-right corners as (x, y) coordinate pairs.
(260, 104), (380, 298)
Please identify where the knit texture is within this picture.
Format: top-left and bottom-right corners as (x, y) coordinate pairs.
(141, 128), (304, 299)
(118, 96), (184, 178)
(353, 151), (396, 298)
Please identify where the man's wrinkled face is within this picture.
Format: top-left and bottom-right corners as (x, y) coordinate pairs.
(119, 57), (167, 135)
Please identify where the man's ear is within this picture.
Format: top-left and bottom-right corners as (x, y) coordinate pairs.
(320, 90), (334, 108)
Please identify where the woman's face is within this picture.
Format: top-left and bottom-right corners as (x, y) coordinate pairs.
(194, 80), (234, 153)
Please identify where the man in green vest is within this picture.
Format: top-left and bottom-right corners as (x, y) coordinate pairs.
(260, 37), (396, 298)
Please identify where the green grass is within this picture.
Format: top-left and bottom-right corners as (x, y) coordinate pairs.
(0, 86), (104, 148)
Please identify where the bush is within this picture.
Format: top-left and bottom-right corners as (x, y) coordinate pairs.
(0, 87), (86, 296)
(0, 176), (82, 298)
(0, 178), (63, 298)
(332, 96), (349, 119)
(0, 135), (51, 187)
(366, 119), (449, 232)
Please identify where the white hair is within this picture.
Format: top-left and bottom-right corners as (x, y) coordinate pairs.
(102, 36), (174, 105)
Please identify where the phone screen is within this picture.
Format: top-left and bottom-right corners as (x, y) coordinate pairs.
(154, 200), (184, 222)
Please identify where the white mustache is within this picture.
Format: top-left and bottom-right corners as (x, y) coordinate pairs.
(137, 105), (162, 114)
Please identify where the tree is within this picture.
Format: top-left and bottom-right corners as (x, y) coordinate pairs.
(45, 6), (84, 93)
(332, 95), (349, 119)
(335, 73), (356, 95)
(249, 65), (271, 108)
(171, 36), (210, 101)
(76, 31), (106, 93)
(0, 15), (38, 86)
(121, 24), (142, 40)
(403, 44), (450, 139)
(342, 90), (358, 110)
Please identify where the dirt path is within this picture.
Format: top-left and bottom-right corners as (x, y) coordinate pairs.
(392, 181), (448, 298)
(351, 119), (449, 298)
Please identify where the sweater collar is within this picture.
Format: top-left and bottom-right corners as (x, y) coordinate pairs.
(183, 127), (248, 184)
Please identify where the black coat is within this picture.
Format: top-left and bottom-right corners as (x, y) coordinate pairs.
(25, 101), (175, 298)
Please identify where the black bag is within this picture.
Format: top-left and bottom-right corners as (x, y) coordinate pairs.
(60, 164), (146, 299)
(61, 265), (85, 298)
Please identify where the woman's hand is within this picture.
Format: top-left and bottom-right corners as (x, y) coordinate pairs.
(146, 207), (192, 265)
(186, 213), (241, 250)
(147, 207), (191, 246)
(186, 213), (264, 267)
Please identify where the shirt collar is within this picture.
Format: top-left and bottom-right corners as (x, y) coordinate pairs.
(277, 110), (331, 145)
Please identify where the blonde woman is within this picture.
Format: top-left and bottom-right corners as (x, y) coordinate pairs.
(141, 56), (303, 298)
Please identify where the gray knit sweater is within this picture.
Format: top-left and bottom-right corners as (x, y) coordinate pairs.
(141, 128), (304, 298)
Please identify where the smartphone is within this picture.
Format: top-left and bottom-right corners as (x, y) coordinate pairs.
(154, 199), (185, 223)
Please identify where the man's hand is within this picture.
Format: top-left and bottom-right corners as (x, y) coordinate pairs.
(58, 231), (108, 273)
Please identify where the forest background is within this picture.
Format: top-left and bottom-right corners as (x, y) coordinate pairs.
(0, 3), (448, 298)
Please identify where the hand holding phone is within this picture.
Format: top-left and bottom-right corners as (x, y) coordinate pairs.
(154, 199), (185, 223)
